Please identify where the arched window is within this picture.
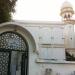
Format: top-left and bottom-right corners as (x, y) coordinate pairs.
(0, 31), (28, 75)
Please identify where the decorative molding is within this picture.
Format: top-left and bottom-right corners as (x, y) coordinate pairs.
(0, 21), (66, 28)
(35, 58), (75, 64)
(65, 48), (75, 50)
(64, 19), (75, 24)
(40, 44), (65, 48)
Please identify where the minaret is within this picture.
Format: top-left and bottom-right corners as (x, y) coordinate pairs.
(60, 1), (74, 22)
(60, 1), (75, 49)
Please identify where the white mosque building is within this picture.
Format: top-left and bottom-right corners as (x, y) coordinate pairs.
(0, 1), (75, 75)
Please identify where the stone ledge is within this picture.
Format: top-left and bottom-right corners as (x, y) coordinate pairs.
(35, 58), (75, 64)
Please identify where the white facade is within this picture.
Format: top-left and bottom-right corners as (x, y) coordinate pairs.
(0, 21), (75, 75)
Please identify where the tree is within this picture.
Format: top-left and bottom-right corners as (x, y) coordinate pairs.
(0, 0), (17, 23)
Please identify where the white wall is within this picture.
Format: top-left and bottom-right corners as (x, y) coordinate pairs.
(26, 22), (75, 75)
(22, 22), (75, 75)
(64, 24), (75, 48)
(0, 21), (75, 75)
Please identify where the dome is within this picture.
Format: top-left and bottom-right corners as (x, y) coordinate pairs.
(60, 1), (74, 15)
(61, 1), (73, 9)
(60, 1), (74, 20)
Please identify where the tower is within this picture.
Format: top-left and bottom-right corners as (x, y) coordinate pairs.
(60, 1), (75, 60)
(60, 1), (74, 21)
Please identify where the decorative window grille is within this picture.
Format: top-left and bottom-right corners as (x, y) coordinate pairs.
(0, 31), (28, 75)
(0, 32), (27, 51)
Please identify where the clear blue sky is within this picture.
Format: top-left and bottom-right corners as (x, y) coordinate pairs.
(12, 0), (75, 21)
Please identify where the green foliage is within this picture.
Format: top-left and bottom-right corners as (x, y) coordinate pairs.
(0, 0), (17, 23)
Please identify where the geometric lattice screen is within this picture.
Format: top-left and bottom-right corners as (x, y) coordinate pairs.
(0, 51), (10, 75)
(0, 32), (27, 51)
(0, 32), (28, 75)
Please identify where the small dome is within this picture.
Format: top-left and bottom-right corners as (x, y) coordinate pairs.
(61, 1), (73, 9)
(60, 1), (74, 21)
(60, 1), (74, 16)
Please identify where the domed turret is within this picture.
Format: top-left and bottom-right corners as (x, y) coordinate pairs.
(60, 1), (74, 21)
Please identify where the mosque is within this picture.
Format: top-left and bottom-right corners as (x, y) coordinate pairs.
(0, 1), (75, 75)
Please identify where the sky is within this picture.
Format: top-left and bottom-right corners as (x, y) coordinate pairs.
(12, 0), (75, 21)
